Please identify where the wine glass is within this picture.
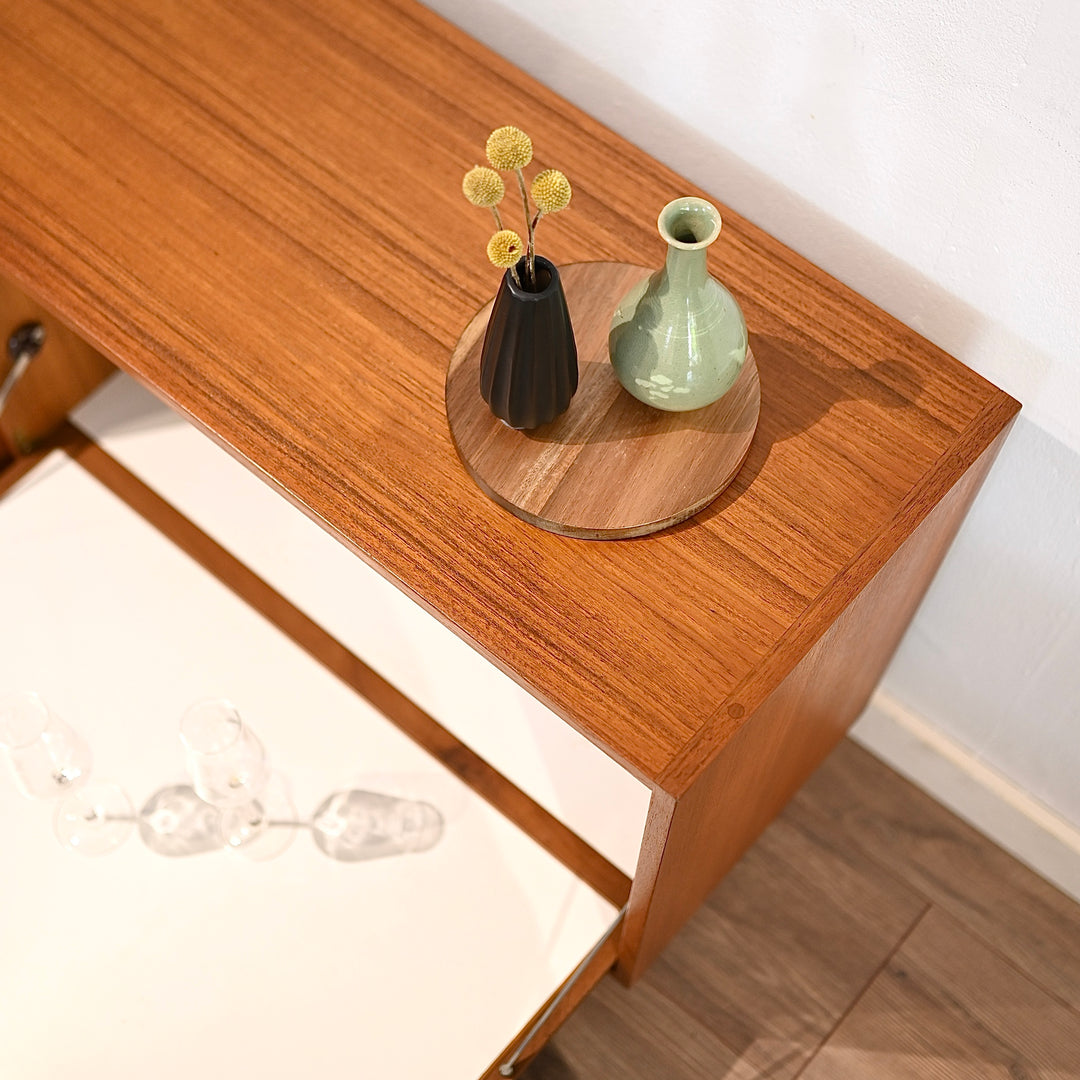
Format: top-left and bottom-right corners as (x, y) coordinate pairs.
(54, 781), (134, 855)
(179, 699), (295, 860)
(0, 691), (93, 799)
(311, 789), (443, 862)
(178, 699), (268, 808)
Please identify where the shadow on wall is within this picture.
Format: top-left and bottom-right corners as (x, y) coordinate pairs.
(428, 0), (1052, 413)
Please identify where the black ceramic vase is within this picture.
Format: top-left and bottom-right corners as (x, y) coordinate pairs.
(479, 255), (578, 430)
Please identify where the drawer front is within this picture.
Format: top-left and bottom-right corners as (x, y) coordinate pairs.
(0, 450), (617, 1079)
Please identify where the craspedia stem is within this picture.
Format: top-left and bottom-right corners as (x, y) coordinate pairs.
(515, 168), (534, 287)
(489, 205), (504, 231)
(528, 210), (543, 283)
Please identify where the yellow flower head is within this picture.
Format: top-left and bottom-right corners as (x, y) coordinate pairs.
(486, 229), (524, 268)
(486, 125), (533, 170)
(462, 166), (505, 208)
(531, 169), (572, 215)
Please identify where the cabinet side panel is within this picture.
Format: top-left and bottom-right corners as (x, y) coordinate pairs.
(0, 276), (114, 461)
(619, 424), (1014, 981)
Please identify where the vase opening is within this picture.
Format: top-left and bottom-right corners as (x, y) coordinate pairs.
(658, 197), (722, 250)
(509, 255), (557, 298)
(530, 263), (553, 291)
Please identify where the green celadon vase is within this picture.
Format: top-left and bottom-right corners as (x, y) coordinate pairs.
(609, 197), (748, 411)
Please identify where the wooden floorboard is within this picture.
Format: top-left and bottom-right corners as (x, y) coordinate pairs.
(792, 739), (1080, 1012)
(641, 817), (928, 1078)
(528, 738), (1080, 1079)
(800, 907), (1080, 1079)
(531, 976), (749, 1079)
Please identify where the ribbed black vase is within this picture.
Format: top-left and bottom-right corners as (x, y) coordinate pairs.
(479, 255), (578, 430)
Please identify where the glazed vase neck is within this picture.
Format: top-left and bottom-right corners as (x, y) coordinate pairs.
(664, 243), (710, 292)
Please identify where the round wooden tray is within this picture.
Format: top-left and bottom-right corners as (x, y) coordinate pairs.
(446, 261), (760, 539)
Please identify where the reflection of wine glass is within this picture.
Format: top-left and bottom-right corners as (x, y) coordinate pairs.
(311, 790), (443, 862)
(220, 772), (297, 862)
(138, 785), (224, 857)
(178, 699), (268, 807)
(54, 781), (134, 855)
(0, 692), (93, 799)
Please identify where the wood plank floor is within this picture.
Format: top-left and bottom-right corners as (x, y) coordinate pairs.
(528, 739), (1080, 1079)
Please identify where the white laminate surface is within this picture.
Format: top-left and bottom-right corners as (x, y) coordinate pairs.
(72, 374), (651, 877)
(0, 452), (616, 1080)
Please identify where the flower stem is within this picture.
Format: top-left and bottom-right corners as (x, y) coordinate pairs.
(515, 168), (533, 287)
(489, 205), (504, 231)
(526, 211), (544, 288)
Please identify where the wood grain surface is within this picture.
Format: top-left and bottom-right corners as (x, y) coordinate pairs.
(796, 737), (1080, 1015)
(799, 907), (1080, 1080)
(0, 0), (1019, 786)
(545, 794), (931, 1080)
(446, 262), (760, 539)
(619, 422), (1015, 979)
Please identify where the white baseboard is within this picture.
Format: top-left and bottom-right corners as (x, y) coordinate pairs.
(851, 691), (1080, 904)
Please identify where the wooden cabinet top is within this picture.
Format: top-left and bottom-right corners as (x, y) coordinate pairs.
(0, 0), (1018, 789)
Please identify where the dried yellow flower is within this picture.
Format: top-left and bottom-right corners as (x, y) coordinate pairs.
(486, 125), (533, 170)
(462, 166), (505, 208)
(531, 169), (572, 214)
(486, 229), (524, 268)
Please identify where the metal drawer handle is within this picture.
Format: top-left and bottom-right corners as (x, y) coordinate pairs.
(498, 905), (626, 1076)
(0, 321), (46, 417)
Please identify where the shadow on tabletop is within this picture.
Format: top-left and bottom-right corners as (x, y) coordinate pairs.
(430, 0), (1028, 455)
(686, 334), (925, 527)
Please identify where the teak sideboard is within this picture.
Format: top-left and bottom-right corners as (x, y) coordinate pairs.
(0, 0), (1019, 1075)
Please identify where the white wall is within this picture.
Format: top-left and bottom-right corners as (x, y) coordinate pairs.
(429, 0), (1080, 826)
